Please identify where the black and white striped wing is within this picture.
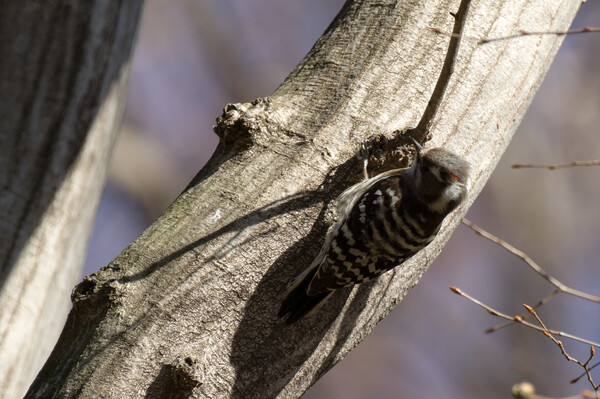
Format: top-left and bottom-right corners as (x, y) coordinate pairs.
(307, 171), (428, 295)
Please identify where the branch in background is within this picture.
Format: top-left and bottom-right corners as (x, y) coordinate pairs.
(573, 362), (600, 385)
(485, 289), (559, 334)
(406, 0), (472, 143)
(449, 286), (600, 348)
(459, 220), (600, 396)
(461, 219), (600, 303)
(480, 26), (600, 45)
(430, 26), (600, 45)
(449, 287), (600, 396)
(512, 161), (600, 170)
(523, 304), (599, 395)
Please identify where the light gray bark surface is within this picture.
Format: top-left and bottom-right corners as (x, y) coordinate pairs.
(25, 0), (580, 398)
(0, 2), (143, 398)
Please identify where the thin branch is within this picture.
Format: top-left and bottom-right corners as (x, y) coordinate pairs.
(512, 161), (600, 170)
(406, 0), (472, 143)
(524, 305), (599, 393)
(573, 361), (600, 384)
(524, 304), (577, 363)
(461, 219), (600, 303)
(451, 285), (600, 396)
(449, 287), (600, 352)
(485, 289), (559, 334)
(480, 26), (600, 45)
(430, 26), (600, 45)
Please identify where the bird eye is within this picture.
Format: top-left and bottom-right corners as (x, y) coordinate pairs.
(449, 173), (460, 182)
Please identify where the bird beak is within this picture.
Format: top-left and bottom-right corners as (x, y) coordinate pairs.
(409, 136), (422, 164)
(410, 136), (422, 152)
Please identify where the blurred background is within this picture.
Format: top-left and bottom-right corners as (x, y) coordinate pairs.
(83, 1), (600, 398)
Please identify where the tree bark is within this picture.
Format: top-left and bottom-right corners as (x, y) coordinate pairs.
(0, 2), (143, 398)
(25, 0), (580, 398)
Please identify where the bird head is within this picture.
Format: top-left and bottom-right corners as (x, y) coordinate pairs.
(409, 138), (471, 214)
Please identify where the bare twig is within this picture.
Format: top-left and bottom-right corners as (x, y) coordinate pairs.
(512, 161), (600, 170)
(450, 286), (600, 396)
(524, 304), (577, 362)
(573, 361), (600, 384)
(480, 26), (600, 45)
(449, 286), (600, 348)
(407, 0), (472, 143)
(458, 220), (600, 396)
(485, 289), (559, 334)
(461, 219), (600, 303)
(524, 305), (599, 394)
(430, 26), (600, 45)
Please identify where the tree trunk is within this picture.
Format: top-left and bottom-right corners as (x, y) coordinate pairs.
(0, 2), (143, 398)
(25, 0), (580, 398)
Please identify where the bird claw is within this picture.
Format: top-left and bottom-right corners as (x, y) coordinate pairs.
(357, 140), (370, 179)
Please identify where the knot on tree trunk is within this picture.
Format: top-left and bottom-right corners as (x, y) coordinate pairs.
(146, 356), (202, 399)
(213, 97), (273, 149)
(71, 270), (122, 318)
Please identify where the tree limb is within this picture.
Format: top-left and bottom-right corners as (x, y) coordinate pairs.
(25, 0), (582, 397)
(0, 2), (143, 398)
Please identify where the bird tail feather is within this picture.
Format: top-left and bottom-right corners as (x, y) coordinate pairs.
(278, 263), (332, 324)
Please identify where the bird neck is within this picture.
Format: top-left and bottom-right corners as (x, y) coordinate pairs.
(414, 165), (466, 215)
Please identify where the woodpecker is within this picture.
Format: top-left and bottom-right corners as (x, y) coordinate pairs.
(278, 138), (470, 323)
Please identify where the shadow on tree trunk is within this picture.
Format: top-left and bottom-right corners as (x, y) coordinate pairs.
(228, 155), (385, 398)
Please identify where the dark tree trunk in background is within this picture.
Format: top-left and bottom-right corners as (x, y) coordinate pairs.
(0, 2), (143, 398)
(22, 0), (580, 398)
